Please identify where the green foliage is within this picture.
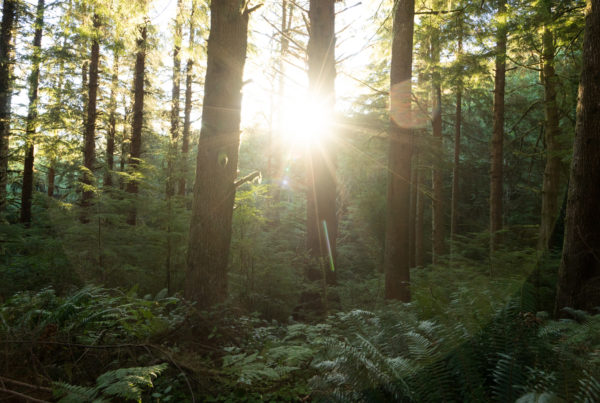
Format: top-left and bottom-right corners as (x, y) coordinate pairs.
(54, 364), (167, 403)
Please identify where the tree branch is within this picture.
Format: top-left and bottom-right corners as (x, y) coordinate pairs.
(234, 171), (261, 188)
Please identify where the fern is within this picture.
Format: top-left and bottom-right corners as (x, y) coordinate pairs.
(54, 363), (168, 403)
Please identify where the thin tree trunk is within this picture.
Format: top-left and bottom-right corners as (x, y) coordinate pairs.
(306, 0), (337, 285)
(409, 150), (418, 268)
(268, 0), (292, 223)
(82, 14), (101, 209)
(185, 0), (253, 308)
(384, 0), (415, 301)
(167, 0), (182, 198)
(178, 10), (195, 197)
(538, 0), (562, 251)
(490, 0), (507, 252)
(431, 32), (444, 263)
(554, 0), (600, 314)
(20, 0), (45, 225)
(126, 24), (147, 225)
(415, 156), (425, 268)
(0, 0), (17, 213)
(451, 17), (463, 245)
(105, 52), (119, 188)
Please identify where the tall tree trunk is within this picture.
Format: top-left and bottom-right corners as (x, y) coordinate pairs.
(82, 14), (101, 209)
(268, 0), (292, 223)
(409, 150), (418, 268)
(554, 0), (600, 314)
(384, 0), (415, 301)
(185, 0), (253, 308)
(451, 17), (463, 245)
(0, 0), (17, 213)
(105, 51), (119, 188)
(126, 24), (147, 225)
(430, 31), (444, 263)
(178, 9), (195, 197)
(167, 0), (182, 198)
(490, 0), (507, 252)
(20, 0), (45, 225)
(538, 0), (562, 251)
(415, 157), (425, 268)
(306, 0), (337, 285)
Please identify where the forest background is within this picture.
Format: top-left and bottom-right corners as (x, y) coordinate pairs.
(0, 0), (599, 401)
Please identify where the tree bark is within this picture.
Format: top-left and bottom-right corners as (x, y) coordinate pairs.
(451, 17), (463, 245)
(554, 0), (600, 314)
(430, 31), (444, 263)
(306, 0), (337, 285)
(178, 10), (195, 197)
(185, 0), (252, 308)
(409, 150), (418, 268)
(384, 0), (415, 301)
(20, 0), (45, 225)
(490, 0), (507, 252)
(167, 0), (182, 198)
(0, 0), (17, 213)
(415, 158), (425, 268)
(81, 13), (101, 209)
(126, 24), (147, 225)
(538, 0), (562, 251)
(105, 51), (119, 188)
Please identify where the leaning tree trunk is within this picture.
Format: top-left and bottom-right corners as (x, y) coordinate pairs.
(185, 0), (254, 309)
(490, 0), (507, 252)
(306, 0), (337, 285)
(554, 0), (600, 315)
(20, 0), (45, 225)
(126, 24), (147, 225)
(430, 31), (444, 264)
(81, 13), (101, 210)
(383, 0), (415, 301)
(0, 0), (17, 213)
(538, 0), (562, 251)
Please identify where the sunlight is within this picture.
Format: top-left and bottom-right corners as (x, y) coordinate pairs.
(282, 96), (332, 148)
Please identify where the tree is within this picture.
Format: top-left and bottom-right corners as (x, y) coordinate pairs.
(490, 0), (507, 252)
(384, 0), (415, 301)
(430, 10), (445, 263)
(0, 0), (18, 214)
(185, 0), (257, 308)
(104, 49), (119, 188)
(178, 8), (195, 197)
(554, 0), (600, 314)
(126, 23), (147, 225)
(20, 0), (45, 225)
(81, 13), (101, 210)
(450, 14), (463, 244)
(538, 0), (563, 250)
(166, 0), (182, 198)
(306, 0), (337, 285)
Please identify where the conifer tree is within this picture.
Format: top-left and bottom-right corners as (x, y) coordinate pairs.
(20, 0), (45, 225)
(384, 0), (415, 301)
(0, 0), (18, 213)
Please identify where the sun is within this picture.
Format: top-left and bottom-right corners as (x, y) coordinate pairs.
(281, 95), (332, 148)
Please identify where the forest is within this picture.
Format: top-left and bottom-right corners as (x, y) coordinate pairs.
(0, 0), (599, 401)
